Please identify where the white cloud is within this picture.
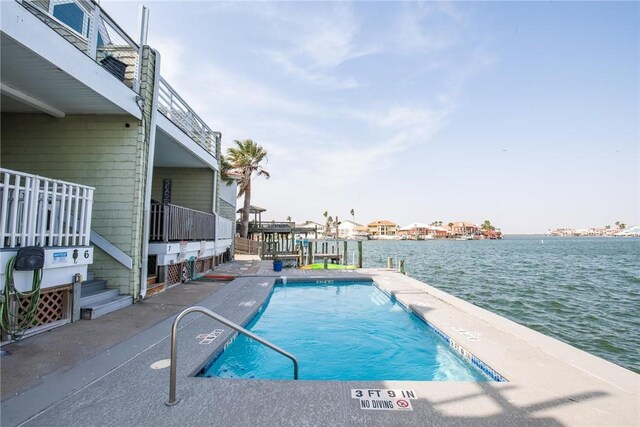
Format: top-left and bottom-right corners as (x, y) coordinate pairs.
(391, 2), (464, 53)
(265, 50), (362, 89)
(140, 2), (494, 224)
(256, 3), (378, 88)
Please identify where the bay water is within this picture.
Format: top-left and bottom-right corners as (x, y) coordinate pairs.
(358, 236), (640, 373)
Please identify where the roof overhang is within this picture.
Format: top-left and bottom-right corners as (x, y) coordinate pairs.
(154, 114), (218, 170)
(1, 1), (141, 118)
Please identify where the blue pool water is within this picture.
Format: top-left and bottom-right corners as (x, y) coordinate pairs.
(201, 281), (490, 381)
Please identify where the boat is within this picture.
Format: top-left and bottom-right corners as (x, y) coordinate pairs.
(455, 235), (473, 241)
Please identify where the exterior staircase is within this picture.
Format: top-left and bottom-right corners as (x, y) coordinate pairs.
(80, 279), (131, 320)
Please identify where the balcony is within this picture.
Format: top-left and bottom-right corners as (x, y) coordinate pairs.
(0, 168), (94, 249)
(17, 0), (140, 90)
(150, 203), (215, 243)
(157, 77), (217, 158)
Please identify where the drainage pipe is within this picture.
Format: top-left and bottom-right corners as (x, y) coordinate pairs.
(139, 48), (161, 300)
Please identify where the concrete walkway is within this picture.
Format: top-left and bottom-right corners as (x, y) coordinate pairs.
(1, 259), (638, 426)
(0, 256), (261, 401)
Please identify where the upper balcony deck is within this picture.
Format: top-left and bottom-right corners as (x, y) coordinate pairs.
(3, 0), (217, 160)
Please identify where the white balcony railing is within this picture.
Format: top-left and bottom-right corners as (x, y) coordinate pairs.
(217, 216), (234, 241)
(18, 0), (140, 90)
(157, 77), (217, 157)
(0, 169), (94, 249)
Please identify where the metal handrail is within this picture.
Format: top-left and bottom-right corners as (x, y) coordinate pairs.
(166, 306), (299, 406)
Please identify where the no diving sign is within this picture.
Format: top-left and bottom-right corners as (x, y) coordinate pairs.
(351, 389), (416, 411)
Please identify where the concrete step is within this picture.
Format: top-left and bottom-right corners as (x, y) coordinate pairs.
(80, 279), (108, 296)
(86, 271), (96, 281)
(81, 295), (132, 320)
(79, 288), (120, 307)
(147, 275), (157, 286)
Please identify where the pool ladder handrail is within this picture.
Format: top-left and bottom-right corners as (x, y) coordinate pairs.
(166, 306), (299, 406)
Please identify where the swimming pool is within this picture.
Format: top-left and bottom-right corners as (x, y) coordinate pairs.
(200, 281), (493, 381)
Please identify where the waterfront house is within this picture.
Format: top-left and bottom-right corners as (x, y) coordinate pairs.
(337, 220), (365, 239)
(367, 220), (397, 239)
(451, 221), (479, 237)
(295, 220), (325, 239)
(430, 226), (449, 238)
(398, 222), (431, 239)
(480, 228), (503, 239)
(0, 0), (234, 336)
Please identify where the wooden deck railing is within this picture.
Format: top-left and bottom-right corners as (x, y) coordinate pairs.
(150, 203), (215, 242)
(234, 236), (259, 255)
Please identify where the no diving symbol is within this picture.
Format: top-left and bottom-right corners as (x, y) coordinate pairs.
(397, 400), (409, 408)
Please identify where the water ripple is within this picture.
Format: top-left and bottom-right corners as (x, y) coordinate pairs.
(362, 236), (640, 373)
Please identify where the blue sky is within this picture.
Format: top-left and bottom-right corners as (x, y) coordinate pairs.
(104, 1), (639, 233)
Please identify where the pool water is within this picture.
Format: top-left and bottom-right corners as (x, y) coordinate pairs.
(201, 281), (489, 381)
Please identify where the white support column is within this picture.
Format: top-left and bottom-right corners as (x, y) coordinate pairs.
(20, 177), (31, 247)
(0, 172), (10, 248)
(9, 175), (20, 248)
(48, 182), (58, 246)
(38, 180), (49, 247)
(27, 177), (39, 246)
(87, 5), (100, 59)
(78, 187), (87, 247)
(57, 184), (67, 247)
(72, 186), (80, 246)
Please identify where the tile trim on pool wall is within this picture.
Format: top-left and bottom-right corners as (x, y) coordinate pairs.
(275, 277), (373, 285)
(374, 283), (508, 383)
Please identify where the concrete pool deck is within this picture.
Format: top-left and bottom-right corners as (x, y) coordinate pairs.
(1, 261), (638, 426)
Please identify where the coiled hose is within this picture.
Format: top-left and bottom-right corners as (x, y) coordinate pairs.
(0, 256), (43, 340)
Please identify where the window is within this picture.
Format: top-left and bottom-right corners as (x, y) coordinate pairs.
(50, 1), (90, 37)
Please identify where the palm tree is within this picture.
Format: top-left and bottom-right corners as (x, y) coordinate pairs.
(225, 139), (270, 238)
(326, 216), (334, 236)
(350, 208), (355, 222)
(481, 220), (495, 231)
(286, 216), (292, 222)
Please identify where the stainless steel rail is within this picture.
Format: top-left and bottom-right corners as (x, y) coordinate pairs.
(166, 306), (299, 406)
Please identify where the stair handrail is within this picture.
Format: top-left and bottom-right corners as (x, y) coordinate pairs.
(166, 306), (298, 406)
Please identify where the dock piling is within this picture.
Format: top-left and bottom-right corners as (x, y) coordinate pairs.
(343, 241), (347, 265)
(306, 241), (313, 265)
(387, 257), (393, 269)
(357, 241), (362, 268)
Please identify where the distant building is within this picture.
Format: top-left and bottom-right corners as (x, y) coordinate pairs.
(398, 223), (431, 239)
(295, 221), (325, 239)
(367, 220), (397, 238)
(338, 220), (366, 239)
(451, 221), (479, 237)
(426, 226), (447, 238)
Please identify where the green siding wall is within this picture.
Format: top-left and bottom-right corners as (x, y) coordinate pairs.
(219, 199), (236, 222)
(151, 168), (213, 213)
(1, 113), (144, 295)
